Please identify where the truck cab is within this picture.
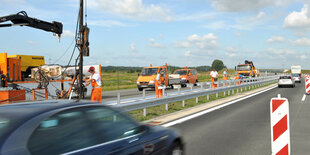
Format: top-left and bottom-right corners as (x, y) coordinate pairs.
(174, 68), (198, 84)
(136, 65), (168, 91)
(236, 60), (256, 78)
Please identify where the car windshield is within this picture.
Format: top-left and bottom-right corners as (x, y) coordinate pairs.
(141, 68), (158, 76)
(292, 74), (299, 77)
(280, 76), (291, 79)
(237, 65), (251, 71)
(174, 70), (187, 75)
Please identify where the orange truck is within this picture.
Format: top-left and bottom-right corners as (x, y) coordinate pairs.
(235, 60), (258, 78)
(136, 64), (185, 91)
(173, 67), (198, 86)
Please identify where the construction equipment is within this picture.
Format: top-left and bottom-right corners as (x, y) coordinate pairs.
(7, 54), (45, 79)
(235, 60), (258, 78)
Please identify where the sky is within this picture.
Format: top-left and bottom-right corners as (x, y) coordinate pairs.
(0, 0), (310, 69)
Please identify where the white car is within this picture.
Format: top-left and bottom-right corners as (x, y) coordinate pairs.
(278, 75), (295, 88)
(291, 73), (301, 83)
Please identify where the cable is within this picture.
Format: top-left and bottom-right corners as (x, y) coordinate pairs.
(52, 38), (75, 64)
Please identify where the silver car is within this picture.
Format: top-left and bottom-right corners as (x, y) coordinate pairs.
(291, 73), (301, 83)
(278, 75), (295, 88)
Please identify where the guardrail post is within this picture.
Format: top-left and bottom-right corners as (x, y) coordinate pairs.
(117, 92), (120, 104)
(200, 83), (203, 89)
(237, 88), (239, 94)
(228, 89), (230, 95)
(245, 86), (247, 91)
(163, 87), (166, 97)
(216, 92), (218, 98)
(190, 85), (193, 91)
(165, 104), (168, 111)
(224, 91), (226, 96)
(207, 94), (209, 100)
(182, 100), (185, 107)
(232, 89), (234, 94)
(142, 89), (146, 99)
(143, 108), (146, 117)
(178, 87), (181, 95)
(209, 83), (212, 89)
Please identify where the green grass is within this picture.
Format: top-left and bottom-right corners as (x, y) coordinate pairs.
(128, 81), (276, 121)
(302, 70), (310, 74)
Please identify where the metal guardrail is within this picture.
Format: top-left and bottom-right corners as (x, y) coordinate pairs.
(114, 76), (279, 114)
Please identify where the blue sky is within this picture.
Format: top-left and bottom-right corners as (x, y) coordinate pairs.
(1, 0), (310, 69)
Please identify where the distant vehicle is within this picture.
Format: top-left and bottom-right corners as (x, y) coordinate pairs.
(291, 73), (301, 83)
(291, 65), (301, 75)
(136, 64), (185, 91)
(278, 75), (295, 88)
(235, 60), (258, 78)
(174, 67), (198, 86)
(0, 101), (184, 155)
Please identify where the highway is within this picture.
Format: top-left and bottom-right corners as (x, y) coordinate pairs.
(165, 79), (309, 154)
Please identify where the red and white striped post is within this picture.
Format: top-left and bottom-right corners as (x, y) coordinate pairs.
(305, 77), (310, 94)
(270, 94), (290, 155)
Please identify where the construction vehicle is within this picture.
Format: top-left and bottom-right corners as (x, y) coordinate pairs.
(235, 60), (258, 78)
(174, 67), (198, 86)
(0, 11), (62, 104)
(7, 54), (45, 79)
(137, 64), (186, 91)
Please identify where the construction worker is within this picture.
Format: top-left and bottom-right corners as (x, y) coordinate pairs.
(155, 70), (165, 98)
(223, 68), (228, 87)
(210, 68), (218, 89)
(236, 74), (243, 85)
(85, 66), (102, 102)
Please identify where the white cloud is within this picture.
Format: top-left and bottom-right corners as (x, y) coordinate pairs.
(63, 30), (74, 38)
(203, 21), (226, 30)
(184, 50), (191, 57)
(130, 43), (136, 52)
(284, 4), (310, 31)
(225, 47), (238, 57)
(27, 40), (36, 45)
(88, 0), (172, 21)
(210, 0), (294, 12)
(87, 20), (128, 27)
(267, 36), (286, 43)
(187, 33), (218, 49)
(267, 48), (296, 55)
(149, 38), (166, 48)
(175, 41), (190, 48)
(297, 54), (308, 60)
(293, 37), (310, 46)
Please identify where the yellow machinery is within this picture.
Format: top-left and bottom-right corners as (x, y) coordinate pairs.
(7, 54), (45, 79)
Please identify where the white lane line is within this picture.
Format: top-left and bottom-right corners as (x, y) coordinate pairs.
(302, 94), (306, 102)
(162, 85), (277, 127)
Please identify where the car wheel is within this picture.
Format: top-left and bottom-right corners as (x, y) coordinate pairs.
(138, 87), (143, 91)
(169, 142), (183, 155)
(278, 85), (281, 88)
(194, 80), (198, 86)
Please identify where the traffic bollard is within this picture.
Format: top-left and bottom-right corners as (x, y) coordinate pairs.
(142, 89), (146, 99)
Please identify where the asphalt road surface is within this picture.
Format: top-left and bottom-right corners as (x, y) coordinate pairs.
(168, 79), (309, 154)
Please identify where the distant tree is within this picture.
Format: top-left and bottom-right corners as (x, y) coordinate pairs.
(211, 59), (225, 71)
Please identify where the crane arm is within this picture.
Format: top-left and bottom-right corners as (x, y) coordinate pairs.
(0, 11), (62, 36)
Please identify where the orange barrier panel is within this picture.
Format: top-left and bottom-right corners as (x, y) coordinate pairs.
(0, 89), (26, 104)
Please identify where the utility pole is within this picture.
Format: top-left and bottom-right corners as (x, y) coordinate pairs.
(77, 0), (90, 99)
(78, 0), (84, 99)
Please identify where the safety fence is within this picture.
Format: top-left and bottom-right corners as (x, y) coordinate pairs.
(113, 76), (279, 116)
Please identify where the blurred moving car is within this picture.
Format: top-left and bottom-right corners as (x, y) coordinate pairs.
(278, 75), (295, 88)
(0, 101), (184, 155)
(291, 73), (301, 83)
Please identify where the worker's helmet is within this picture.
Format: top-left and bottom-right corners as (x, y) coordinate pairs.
(88, 66), (95, 72)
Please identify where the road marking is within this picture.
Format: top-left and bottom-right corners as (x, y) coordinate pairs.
(301, 94), (306, 102)
(162, 85), (277, 127)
